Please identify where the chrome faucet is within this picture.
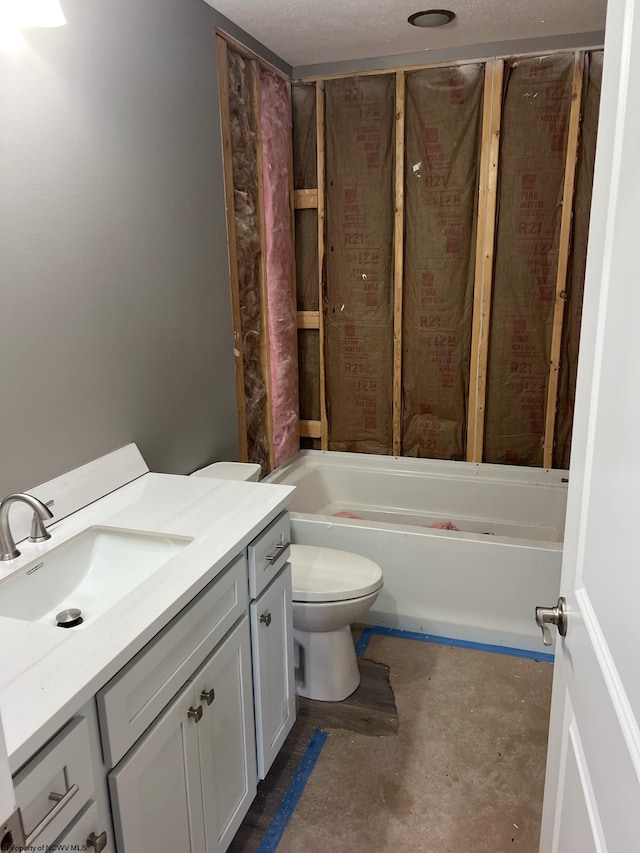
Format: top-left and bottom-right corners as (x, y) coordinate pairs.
(0, 493), (54, 561)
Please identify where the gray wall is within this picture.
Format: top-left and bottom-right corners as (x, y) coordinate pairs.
(293, 31), (604, 78)
(0, 0), (290, 496)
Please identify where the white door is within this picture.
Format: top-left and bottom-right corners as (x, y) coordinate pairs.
(539, 0), (640, 849)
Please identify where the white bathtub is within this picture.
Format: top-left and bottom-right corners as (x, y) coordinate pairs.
(265, 451), (568, 653)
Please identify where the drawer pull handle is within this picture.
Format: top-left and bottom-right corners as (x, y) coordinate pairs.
(24, 784), (79, 846)
(260, 612), (272, 627)
(266, 540), (290, 565)
(87, 830), (108, 852)
(188, 705), (203, 723)
(200, 688), (215, 705)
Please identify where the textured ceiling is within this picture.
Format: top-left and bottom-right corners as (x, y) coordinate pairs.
(207, 0), (606, 68)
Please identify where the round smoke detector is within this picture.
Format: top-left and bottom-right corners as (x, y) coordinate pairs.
(408, 9), (457, 27)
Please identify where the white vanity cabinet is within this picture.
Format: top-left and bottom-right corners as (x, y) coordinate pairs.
(109, 616), (256, 853)
(247, 513), (296, 779)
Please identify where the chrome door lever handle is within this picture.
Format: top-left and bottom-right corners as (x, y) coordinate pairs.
(535, 597), (568, 646)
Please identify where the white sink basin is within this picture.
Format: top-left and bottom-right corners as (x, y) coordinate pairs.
(0, 527), (191, 628)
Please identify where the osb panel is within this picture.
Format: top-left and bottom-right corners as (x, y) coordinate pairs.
(484, 54), (574, 466)
(325, 75), (395, 455)
(402, 65), (484, 460)
(298, 329), (321, 422)
(295, 209), (319, 311)
(227, 49), (270, 474)
(260, 67), (299, 467)
(292, 83), (317, 190)
(554, 51), (603, 469)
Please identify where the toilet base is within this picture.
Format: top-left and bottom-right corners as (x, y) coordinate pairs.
(294, 624), (360, 701)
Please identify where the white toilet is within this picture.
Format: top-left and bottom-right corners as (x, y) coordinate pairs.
(290, 544), (383, 701)
(190, 461), (384, 702)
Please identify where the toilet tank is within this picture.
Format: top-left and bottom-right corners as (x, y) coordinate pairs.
(190, 462), (261, 482)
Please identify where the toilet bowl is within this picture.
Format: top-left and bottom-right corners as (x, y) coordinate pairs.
(190, 461), (384, 702)
(290, 544), (383, 702)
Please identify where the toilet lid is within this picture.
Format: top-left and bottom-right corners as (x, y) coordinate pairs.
(290, 545), (383, 603)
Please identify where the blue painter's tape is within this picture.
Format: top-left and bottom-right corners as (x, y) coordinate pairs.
(354, 626), (375, 657)
(257, 728), (330, 853)
(356, 625), (554, 663)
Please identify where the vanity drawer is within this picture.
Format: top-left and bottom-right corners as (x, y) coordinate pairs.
(13, 716), (94, 849)
(97, 554), (247, 768)
(248, 512), (290, 599)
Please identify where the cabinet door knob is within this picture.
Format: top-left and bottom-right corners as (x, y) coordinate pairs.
(187, 705), (203, 723)
(260, 612), (272, 627)
(200, 688), (215, 705)
(87, 830), (108, 852)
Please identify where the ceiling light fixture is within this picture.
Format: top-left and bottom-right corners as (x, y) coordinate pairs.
(408, 9), (456, 28)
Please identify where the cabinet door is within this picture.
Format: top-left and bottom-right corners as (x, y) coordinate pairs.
(250, 565), (296, 779)
(109, 680), (205, 853)
(54, 800), (113, 852)
(193, 616), (257, 853)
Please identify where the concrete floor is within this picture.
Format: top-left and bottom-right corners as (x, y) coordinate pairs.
(235, 633), (553, 852)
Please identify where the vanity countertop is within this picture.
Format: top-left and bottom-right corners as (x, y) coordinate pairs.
(0, 472), (294, 772)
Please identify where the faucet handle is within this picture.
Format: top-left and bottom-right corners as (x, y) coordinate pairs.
(28, 499), (54, 543)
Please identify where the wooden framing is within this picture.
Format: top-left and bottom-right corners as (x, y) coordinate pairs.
(250, 59), (276, 472)
(297, 45), (602, 84)
(294, 189), (318, 209)
(392, 71), (406, 456)
(297, 311), (320, 329)
(216, 36), (249, 462)
(299, 420), (322, 438)
(543, 52), (585, 469)
(466, 59), (504, 463)
(216, 29), (290, 82)
(317, 80), (329, 450)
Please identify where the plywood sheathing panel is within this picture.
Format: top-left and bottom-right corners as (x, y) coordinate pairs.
(554, 50), (603, 469)
(292, 83), (317, 190)
(294, 210), (319, 311)
(260, 67), (299, 468)
(298, 329), (321, 422)
(227, 48), (271, 474)
(325, 75), (395, 455)
(402, 64), (484, 460)
(484, 54), (574, 467)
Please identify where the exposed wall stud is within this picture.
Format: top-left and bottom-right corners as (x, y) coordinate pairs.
(294, 189), (319, 208)
(392, 71), (406, 456)
(317, 80), (329, 450)
(297, 311), (320, 329)
(467, 59), (504, 462)
(216, 35), (248, 462)
(299, 420), (322, 438)
(543, 52), (585, 469)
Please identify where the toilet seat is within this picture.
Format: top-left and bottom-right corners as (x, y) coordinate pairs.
(290, 544), (383, 603)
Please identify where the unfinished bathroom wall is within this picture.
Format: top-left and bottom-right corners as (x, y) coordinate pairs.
(225, 48), (271, 474)
(401, 65), (484, 459)
(260, 67), (299, 467)
(325, 75), (395, 455)
(484, 54), (574, 466)
(554, 51), (603, 469)
(289, 49), (599, 471)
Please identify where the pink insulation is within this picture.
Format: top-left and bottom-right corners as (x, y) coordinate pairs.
(259, 69), (299, 467)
